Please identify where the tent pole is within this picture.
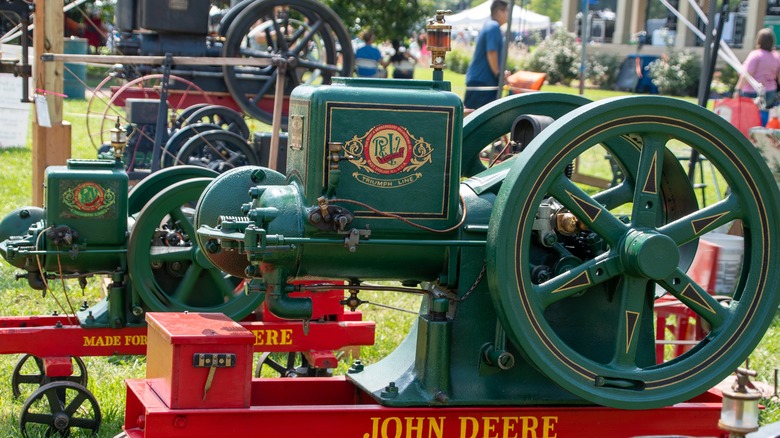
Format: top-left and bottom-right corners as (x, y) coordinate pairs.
(498, 0), (515, 100)
(579, 0), (588, 95)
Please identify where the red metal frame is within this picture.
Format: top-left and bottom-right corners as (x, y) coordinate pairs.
(122, 378), (727, 438)
(0, 316), (373, 358)
(109, 87), (291, 119)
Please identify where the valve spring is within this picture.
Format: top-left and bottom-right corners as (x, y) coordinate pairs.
(217, 215), (251, 225)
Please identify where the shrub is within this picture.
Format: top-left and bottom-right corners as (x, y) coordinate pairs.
(447, 48), (471, 75)
(648, 50), (702, 97)
(586, 52), (621, 90)
(524, 28), (581, 85)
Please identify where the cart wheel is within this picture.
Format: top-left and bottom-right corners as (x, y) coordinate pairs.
(222, 0), (354, 125)
(161, 123), (222, 168)
(184, 105), (250, 139)
(19, 381), (101, 437)
(84, 66), (142, 150)
(255, 352), (331, 378)
(88, 74), (213, 153)
(128, 178), (262, 320)
(175, 129), (259, 173)
(12, 355), (88, 400)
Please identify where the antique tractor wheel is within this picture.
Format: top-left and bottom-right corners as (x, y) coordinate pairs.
(222, 0), (354, 126)
(461, 93), (591, 178)
(487, 96), (780, 409)
(128, 177), (262, 320)
(19, 381), (101, 437)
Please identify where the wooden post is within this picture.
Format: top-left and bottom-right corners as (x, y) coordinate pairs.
(32, 0), (71, 206)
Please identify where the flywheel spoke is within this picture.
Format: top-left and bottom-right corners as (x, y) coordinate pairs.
(149, 245), (193, 263)
(592, 180), (635, 211)
(658, 269), (730, 329)
(207, 267), (237, 299)
(535, 252), (622, 308)
(171, 265), (204, 303)
(288, 19), (323, 54)
(168, 208), (196, 238)
(631, 133), (668, 228)
(296, 58), (342, 74)
(658, 195), (742, 245)
(548, 174), (629, 246)
(251, 69), (278, 105)
(613, 276), (653, 368)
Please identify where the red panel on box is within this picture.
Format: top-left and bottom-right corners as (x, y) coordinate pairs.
(146, 313), (254, 409)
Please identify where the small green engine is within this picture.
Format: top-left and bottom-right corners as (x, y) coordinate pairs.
(0, 159), (129, 287)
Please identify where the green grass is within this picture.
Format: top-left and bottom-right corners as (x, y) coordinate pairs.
(0, 69), (777, 436)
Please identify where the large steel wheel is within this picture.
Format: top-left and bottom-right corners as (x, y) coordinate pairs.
(175, 129), (259, 172)
(128, 178), (262, 320)
(19, 381), (101, 437)
(184, 105), (250, 139)
(127, 165), (218, 216)
(487, 96), (780, 409)
(461, 93), (591, 178)
(222, 0), (354, 125)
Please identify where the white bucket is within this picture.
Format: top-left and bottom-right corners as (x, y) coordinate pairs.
(700, 233), (744, 295)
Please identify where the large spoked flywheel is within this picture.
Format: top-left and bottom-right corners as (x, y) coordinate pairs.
(487, 96), (780, 409)
(461, 93), (591, 178)
(222, 0), (354, 125)
(128, 178), (262, 320)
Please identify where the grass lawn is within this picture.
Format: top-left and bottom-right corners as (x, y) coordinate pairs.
(0, 68), (776, 436)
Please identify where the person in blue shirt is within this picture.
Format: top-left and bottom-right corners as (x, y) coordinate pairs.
(355, 30), (389, 78)
(464, 0), (510, 109)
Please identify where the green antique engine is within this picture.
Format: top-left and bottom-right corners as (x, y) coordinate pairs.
(0, 159), (262, 328)
(194, 60), (780, 410)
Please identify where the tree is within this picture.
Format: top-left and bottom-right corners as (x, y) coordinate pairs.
(526, 0), (561, 22)
(323, 0), (435, 42)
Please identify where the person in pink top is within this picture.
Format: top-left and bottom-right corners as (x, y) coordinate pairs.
(736, 28), (780, 108)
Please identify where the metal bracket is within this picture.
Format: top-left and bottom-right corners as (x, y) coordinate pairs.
(192, 353), (236, 368)
(343, 228), (371, 253)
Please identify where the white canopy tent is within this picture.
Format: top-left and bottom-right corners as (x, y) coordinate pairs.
(447, 1), (551, 32)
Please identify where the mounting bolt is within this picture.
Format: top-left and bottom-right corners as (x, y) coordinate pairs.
(381, 381), (400, 398)
(348, 360), (364, 374)
(250, 168), (266, 183)
(434, 390), (449, 403)
(19, 209), (29, 219)
(173, 416), (187, 429)
(205, 240), (221, 254)
(542, 231), (557, 247)
(132, 306), (144, 317)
